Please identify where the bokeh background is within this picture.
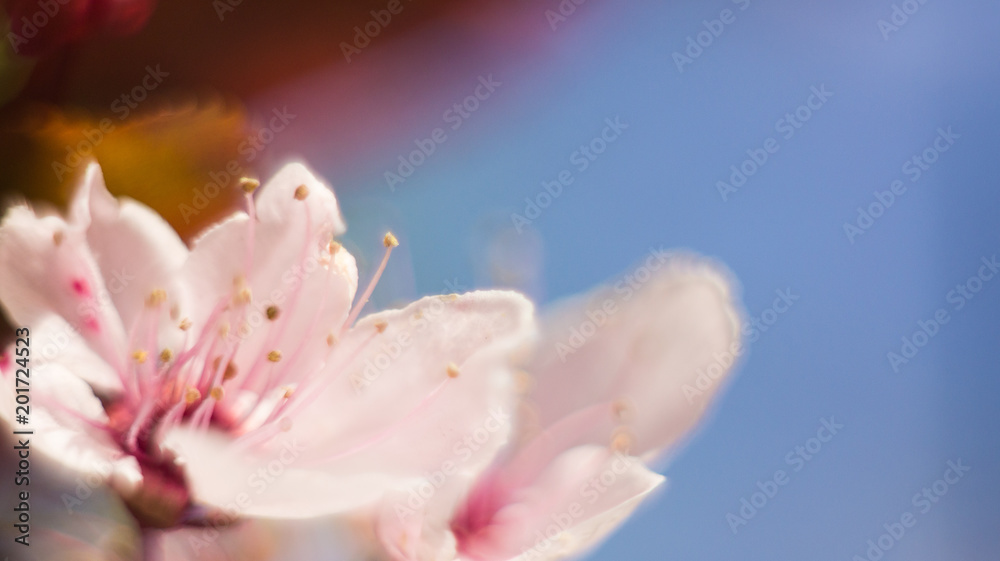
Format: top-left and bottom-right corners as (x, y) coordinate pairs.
(2, 0), (999, 559)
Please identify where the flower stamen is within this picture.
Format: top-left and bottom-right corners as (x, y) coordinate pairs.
(239, 177), (260, 194)
(146, 289), (167, 307)
(341, 232), (398, 335)
(184, 386), (202, 404)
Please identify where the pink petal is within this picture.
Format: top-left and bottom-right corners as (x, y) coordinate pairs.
(0, 204), (128, 372)
(289, 290), (535, 479)
(457, 445), (664, 561)
(254, 162), (347, 238)
(166, 427), (410, 519)
(71, 164), (189, 332)
(70, 163), (191, 363)
(376, 482), (463, 561)
(179, 167), (357, 387)
(528, 254), (742, 462)
(168, 290), (535, 518)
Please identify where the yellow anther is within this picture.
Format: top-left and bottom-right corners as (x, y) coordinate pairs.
(179, 318), (192, 331)
(266, 306), (280, 321)
(214, 356), (238, 381)
(326, 332), (338, 347)
(328, 240), (342, 254)
(612, 399), (634, 423)
(52, 231), (64, 246)
(184, 387), (202, 404)
(294, 184), (310, 200)
(146, 289), (167, 307)
(374, 320), (388, 333)
(239, 177), (260, 194)
(132, 350), (148, 364)
(234, 287), (252, 305)
(281, 386), (295, 399)
(611, 428), (634, 454)
(224, 362), (238, 381)
(210, 386), (225, 401)
(218, 322), (231, 338)
(159, 349), (173, 363)
(446, 362), (460, 379)
(267, 350), (282, 363)
(383, 232), (399, 248)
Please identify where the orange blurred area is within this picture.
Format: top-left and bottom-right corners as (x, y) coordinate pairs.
(0, 102), (251, 238)
(1, 0), (544, 227)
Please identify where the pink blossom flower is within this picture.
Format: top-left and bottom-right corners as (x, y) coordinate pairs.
(0, 162), (535, 535)
(374, 257), (743, 561)
(4, 0), (156, 56)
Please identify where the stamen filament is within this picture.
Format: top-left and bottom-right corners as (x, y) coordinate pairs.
(279, 328), (380, 421)
(341, 233), (398, 335)
(243, 190), (257, 280)
(240, 209), (315, 394)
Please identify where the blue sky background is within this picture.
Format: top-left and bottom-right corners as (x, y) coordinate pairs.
(254, 1), (1000, 559)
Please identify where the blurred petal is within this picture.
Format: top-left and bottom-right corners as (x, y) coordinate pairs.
(0, 360), (139, 485)
(373, 254), (742, 561)
(4, 0), (156, 56)
(456, 446), (663, 561)
(29, 314), (122, 393)
(528, 253), (742, 461)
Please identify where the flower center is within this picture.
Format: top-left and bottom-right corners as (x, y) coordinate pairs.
(107, 183), (400, 462)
